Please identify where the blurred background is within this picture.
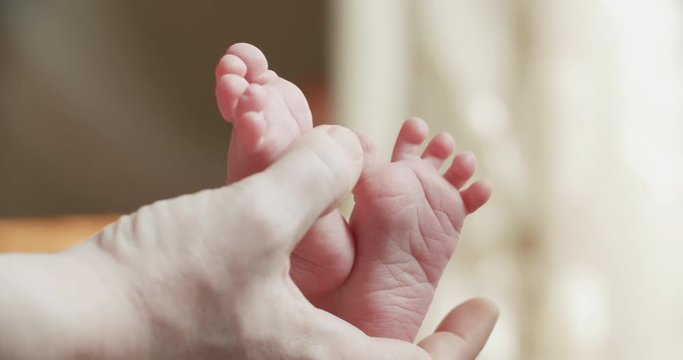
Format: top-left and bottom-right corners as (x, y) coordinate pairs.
(1, 0), (682, 358)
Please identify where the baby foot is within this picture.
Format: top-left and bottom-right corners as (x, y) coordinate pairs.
(330, 118), (491, 341)
(215, 43), (355, 296)
(215, 43), (313, 182)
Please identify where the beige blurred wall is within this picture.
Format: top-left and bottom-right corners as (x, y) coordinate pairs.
(0, 1), (327, 217)
(332, 0), (683, 359)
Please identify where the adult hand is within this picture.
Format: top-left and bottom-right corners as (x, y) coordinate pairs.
(0, 125), (497, 359)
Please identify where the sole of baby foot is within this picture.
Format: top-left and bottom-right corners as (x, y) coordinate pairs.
(324, 117), (491, 342)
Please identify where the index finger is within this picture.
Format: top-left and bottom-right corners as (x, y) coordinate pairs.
(418, 298), (499, 359)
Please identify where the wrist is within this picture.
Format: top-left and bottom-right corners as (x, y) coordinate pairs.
(69, 240), (154, 357)
(0, 244), (150, 359)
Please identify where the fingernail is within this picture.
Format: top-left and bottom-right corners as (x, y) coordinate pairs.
(326, 126), (362, 161)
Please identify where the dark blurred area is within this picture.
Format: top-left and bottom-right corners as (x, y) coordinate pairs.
(0, 1), (327, 217)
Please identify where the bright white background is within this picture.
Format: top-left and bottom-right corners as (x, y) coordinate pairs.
(332, 0), (683, 358)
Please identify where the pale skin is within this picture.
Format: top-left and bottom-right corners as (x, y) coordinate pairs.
(215, 43), (493, 341)
(0, 127), (498, 359)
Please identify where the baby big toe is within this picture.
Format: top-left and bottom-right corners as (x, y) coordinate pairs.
(226, 43), (269, 82)
(391, 117), (429, 162)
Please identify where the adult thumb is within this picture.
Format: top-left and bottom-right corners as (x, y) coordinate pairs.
(213, 125), (363, 258)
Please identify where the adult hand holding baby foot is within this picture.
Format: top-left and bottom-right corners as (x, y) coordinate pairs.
(0, 126), (496, 359)
(216, 43), (494, 342)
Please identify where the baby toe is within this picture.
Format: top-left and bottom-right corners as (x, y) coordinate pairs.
(461, 179), (492, 214)
(392, 117), (429, 162)
(421, 132), (455, 169)
(216, 74), (249, 121)
(444, 152), (476, 189)
(226, 43), (269, 82)
(215, 54), (247, 80)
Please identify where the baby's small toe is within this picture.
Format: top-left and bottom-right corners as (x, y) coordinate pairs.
(226, 43), (269, 82)
(392, 117), (429, 162)
(215, 54), (247, 80)
(461, 179), (492, 214)
(421, 133), (455, 169)
(216, 74), (249, 121)
(444, 152), (476, 189)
